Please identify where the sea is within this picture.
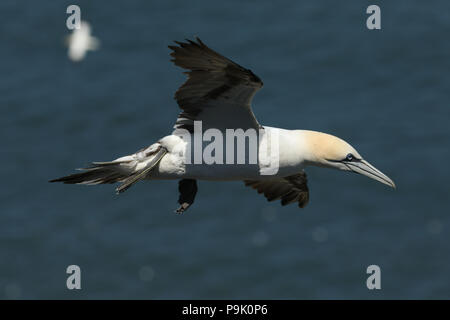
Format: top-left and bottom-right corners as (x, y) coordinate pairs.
(0, 0), (449, 299)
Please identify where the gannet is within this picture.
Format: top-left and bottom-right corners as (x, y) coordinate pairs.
(51, 38), (395, 213)
(66, 21), (100, 62)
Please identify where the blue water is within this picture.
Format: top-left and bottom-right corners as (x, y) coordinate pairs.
(1, 0), (449, 299)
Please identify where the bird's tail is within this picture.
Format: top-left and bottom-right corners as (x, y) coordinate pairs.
(50, 144), (167, 193)
(49, 161), (132, 185)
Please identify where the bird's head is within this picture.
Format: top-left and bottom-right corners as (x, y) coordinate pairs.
(302, 131), (395, 188)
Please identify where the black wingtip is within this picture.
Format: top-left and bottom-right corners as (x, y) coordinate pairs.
(195, 37), (204, 46)
(170, 37), (204, 49)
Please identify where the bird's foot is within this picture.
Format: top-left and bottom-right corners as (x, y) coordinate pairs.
(175, 203), (190, 214)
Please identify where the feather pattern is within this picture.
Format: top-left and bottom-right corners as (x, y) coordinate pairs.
(169, 37), (263, 132)
(244, 172), (310, 208)
(50, 143), (167, 192)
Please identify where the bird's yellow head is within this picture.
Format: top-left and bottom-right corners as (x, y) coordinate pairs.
(302, 130), (395, 188)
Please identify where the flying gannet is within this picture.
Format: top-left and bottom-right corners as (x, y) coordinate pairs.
(66, 21), (100, 62)
(51, 38), (395, 213)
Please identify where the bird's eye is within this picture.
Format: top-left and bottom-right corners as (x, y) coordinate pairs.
(346, 153), (354, 162)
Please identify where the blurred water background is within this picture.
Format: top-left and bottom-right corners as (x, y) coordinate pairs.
(0, 0), (449, 299)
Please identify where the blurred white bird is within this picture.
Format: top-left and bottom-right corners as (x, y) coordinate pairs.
(66, 21), (100, 62)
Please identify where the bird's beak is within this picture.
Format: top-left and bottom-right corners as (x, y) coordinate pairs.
(347, 159), (396, 188)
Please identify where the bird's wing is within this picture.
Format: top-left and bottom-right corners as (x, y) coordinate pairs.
(244, 172), (310, 208)
(169, 38), (263, 133)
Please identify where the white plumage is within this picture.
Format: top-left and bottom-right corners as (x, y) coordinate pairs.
(52, 38), (395, 213)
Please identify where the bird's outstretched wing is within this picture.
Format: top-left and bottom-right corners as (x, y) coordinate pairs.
(244, 172), (310, 208)
(169, 37), (263, 132)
